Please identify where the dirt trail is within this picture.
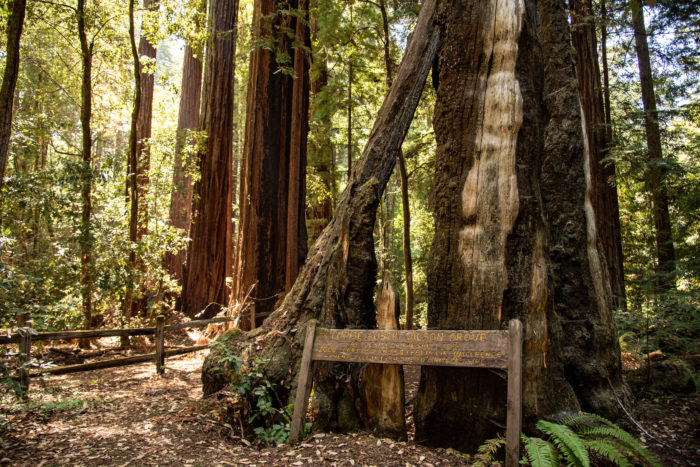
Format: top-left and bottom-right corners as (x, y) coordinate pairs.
(0, 352), (469, 466)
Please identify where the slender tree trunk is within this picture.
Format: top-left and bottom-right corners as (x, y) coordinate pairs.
(233, 0), (309, 325)
(570, 0), (626, 309)
(181, 0), (238, 319)
(347, 61), (353, 179)
(379, 0), (414, 328)
(202, 0), (439, 436)
(123, 0), (143, 329)
(166, 43), (203, 286)
(77, 0), (94, 347)
(128, 0), (159, 316)
(632, 3), (676, 290)
(136, 0), (158, 237)
(414, 0), (629, 451)
(0, 0), (26, 191)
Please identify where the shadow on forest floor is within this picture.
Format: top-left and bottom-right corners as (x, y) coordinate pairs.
(0, 350), (697, 466)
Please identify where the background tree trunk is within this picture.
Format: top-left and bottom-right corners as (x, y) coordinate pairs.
(181, 0), (237, 318)
(202, 0), (438, 434)
(378, 0), (414, 329)
(77, 0), (94, 347)
(570, 0), (626, 309)
(166, 43), (203, 286)
(130, 0), (159, 315)
(0, 0), (27, 191)
(123, 0), (143, 330)
(632, 3), (676, 291)
(413, 0), (629, 451)
(233, 0), (309, 326)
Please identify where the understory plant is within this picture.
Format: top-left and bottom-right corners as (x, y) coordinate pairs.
(212, 339), (292, 446)
(475, 412), (660, 467)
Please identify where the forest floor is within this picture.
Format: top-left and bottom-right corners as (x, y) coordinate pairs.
(0, 342), (698, 466)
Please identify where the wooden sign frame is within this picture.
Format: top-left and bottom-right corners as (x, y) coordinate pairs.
(289, 319), (523, 467)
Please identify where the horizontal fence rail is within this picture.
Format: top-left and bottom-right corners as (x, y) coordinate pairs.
(2, 315), (233, 392)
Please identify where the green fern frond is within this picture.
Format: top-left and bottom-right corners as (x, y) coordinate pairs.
(522, 434), (559, 467)
(561, 412), (616, 431)
(476, 434), (505, 458)
(579, 426), (660, 467)
(537, 420), (589, 467)
(585, 439), (633, 467)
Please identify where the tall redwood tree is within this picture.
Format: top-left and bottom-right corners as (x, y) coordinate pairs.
(166, 42), (203, 285)
(413, 0), (629, 451)
(570, 0), (626, 309)
(233, 0), (310, 326)
(632, 2), (676, 290)
(181, 0), (238, 318)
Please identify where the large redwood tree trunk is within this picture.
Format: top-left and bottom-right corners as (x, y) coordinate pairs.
(570, 0), (626, 309)
(233, 0), (310, 326)
(0, 0), (26, 191)
(202, 0), (439, 434)
(181, 0), (238, 318)
(166, 43), (203, 286)
(413, 0), (629, 451)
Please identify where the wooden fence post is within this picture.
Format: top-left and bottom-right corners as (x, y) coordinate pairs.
(155, 315), (165, 375)
(506, 319), (523, 467)
(19, 325), (32, 395)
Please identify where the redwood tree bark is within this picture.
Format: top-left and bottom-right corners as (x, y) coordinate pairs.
(413, 0), (629, 451)
(181, 0), (238, 318)
(632, 3), (676, 290)
(77, 0), (94, 345)
(166, 43), (203, 285)
(0, 0), (26, 190)
(202, 0), (438, 435)
(570, 0), (626, 309)
(233, 0), (309, 325)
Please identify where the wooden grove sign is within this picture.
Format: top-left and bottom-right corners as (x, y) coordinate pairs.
(290, 319), (523, 467)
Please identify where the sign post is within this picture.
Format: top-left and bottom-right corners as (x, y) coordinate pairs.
(289, 319), (523, 466)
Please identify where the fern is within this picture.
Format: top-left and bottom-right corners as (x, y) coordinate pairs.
(522, 434), (559, 467)
(587, 438), (636, 467)
(561, 412), (617, 431)
(537, 420), (589, 467)
(579, 426), (660, 467)
(561, 412), (660, 467)
(474, 434), (505, 466)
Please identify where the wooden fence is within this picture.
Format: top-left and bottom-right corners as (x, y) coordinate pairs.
(1, 316), (233, 391)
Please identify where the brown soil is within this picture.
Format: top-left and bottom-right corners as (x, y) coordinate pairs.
(0, 351), (696, 466)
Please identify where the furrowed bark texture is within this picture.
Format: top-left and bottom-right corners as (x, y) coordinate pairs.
(233, 0), (309, 324)
(632, 5), (676, 290)
(0, 0), (26, 189)
(166, 44), (203, 285)
(570, 0), (626, 309)
(202, 0), (438, 434)
(413, 0), (629, 451)
(181, 0), (237, 318)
